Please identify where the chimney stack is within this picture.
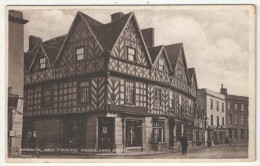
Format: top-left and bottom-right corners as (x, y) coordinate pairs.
(29, 35), (42, 50)
(220, 84), (227, 95)
(141, 28), (154, 48)
(111, 12), (124, 22)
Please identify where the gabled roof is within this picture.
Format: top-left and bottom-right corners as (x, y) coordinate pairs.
(80, 12), (133, 51)
(26, 34), (66, 71)
(148, 46), (173, 72)
(165, 43), (190, 82)
(164, 43), (183, 68)
(188, 68), (198, 89)
(25, 11), (155, 69)
(148, 45), (163, 63)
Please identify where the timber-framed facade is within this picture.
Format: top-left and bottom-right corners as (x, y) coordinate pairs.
(22, 11), (198, 153)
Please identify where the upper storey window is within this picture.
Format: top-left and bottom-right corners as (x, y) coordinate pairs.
(76, 47), (84, 61)
(125, 81), (135, 105)
(159, 57), (165, 71)
(127, 47), (136, 62)
(40, 57), (46, 69)
(154, 87), (162, 106)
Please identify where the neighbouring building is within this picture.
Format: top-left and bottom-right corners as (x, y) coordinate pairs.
(193, 104), (207, 146)
(8, 10), (28, 156)
(197, 89), (226, 146)
(22, 11), (198, 153)
(220, 85), (249, 143)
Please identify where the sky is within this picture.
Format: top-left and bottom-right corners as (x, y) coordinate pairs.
(21, 6), (250, 96)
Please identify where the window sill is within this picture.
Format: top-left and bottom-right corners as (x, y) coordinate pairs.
(125, 146), (142, 150)
(152, 142), (166, 145)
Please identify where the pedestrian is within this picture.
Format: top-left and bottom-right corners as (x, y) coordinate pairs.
(30, 131), (39, 158)
(180, 133), (188, 155)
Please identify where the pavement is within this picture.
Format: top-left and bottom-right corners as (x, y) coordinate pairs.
(18, 143), (248, 159)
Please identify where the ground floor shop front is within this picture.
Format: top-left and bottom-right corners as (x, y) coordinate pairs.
(22, 113), (195, 153)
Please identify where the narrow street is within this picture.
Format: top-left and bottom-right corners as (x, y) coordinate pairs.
(20, 144), (248, 159)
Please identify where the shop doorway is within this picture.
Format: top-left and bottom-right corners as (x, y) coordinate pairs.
(98, 118), (114, 152)
(63, 118), (86, 149)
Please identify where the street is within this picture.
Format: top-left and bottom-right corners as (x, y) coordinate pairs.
(19, 144), (248, 159)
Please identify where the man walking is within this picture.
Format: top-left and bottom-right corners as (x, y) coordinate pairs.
(180, 133), (188, 155)
(30, 131), (39, 158)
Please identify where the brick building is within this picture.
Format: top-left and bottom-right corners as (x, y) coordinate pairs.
(22, 11), (198, 153)
(220, 85), (249, 143)
(197, 89), (227, 146)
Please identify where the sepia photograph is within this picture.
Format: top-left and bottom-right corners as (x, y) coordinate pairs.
(5, 5), (255, 163)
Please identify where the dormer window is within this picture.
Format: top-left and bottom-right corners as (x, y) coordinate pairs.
(40, 57), (46, 69)
(76, 47), (84, 61)
(159, 57), (164, 71)
(127, 47), (136, 62)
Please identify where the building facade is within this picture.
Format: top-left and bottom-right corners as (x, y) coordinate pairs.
(197, 89), (226, 146)
(220, 86), (249, 143)
(8, 10), (28, 156)
(22, 11), (198, 153)
(193, 104), (207, 146)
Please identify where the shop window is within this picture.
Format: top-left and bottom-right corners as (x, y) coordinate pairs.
(126, 120), (142, 147)
(234, 129), (238, 139)
(63, 118), (86, 149)
(78, 81), (90, 103)
(154, 87), (162, 106)
(241, 129), (244, 139)
(76, 47), (84, 61)
(42, 85), (52, 106)
(127, 47), (136, 62)
(40, 57), (46, 69)
(125, 81), (135, 104)
(153, 120), (165, 143)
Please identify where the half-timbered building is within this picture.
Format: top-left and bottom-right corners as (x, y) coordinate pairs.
(22, 11), (198, 153)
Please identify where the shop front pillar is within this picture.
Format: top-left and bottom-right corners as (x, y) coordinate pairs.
(114, 117), (123, 153)
(86, 117), (98, 150)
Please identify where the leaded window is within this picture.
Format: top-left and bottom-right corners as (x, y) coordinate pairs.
(159, 57), (164, 71)
(125, 81), (135, 104)
(154, 88), (162, 106)
(78, 81), (90, 103)
(76, 47), (84, 61)
(42, 85), (52, 106)
(127, 47), (136, 62)
(40, 57), (46, 69)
